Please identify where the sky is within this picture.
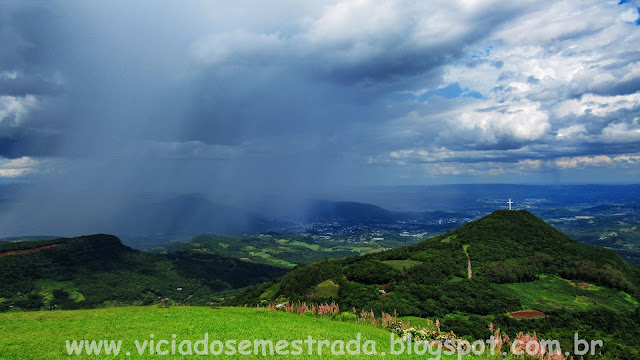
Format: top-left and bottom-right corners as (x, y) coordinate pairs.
(1, 0), (640, 203)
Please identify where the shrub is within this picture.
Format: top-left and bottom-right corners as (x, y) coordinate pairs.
(336, 312), (357, 322)
(14, 293), (44, 310)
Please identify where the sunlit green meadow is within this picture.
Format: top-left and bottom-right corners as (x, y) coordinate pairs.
(0, 307), (495, 359)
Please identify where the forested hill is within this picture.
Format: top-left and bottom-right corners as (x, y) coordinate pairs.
(0, 235), (287, 311)
(235, 210), (640, 307)
(232, 210), (640, 357)
(395, 209), (640, 291)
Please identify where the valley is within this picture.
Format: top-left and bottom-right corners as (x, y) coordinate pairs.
(155, 232), (428, 268)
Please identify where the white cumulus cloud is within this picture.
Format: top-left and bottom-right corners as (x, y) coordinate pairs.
(0, 156), (38, 178)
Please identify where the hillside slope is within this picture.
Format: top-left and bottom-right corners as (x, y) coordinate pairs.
(0, 235), (287, 310)
(232, 210), (640, 358)
(236, 210), (640, 309)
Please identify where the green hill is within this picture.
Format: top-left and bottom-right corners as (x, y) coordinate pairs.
(0, 235), (287, 310)
(232, 210), (640, 358)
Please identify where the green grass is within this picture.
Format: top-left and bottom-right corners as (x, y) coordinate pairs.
(441, 234), (457, 243)
(0, 307), (485, 359)
(398, 316), (436, 331)
(289, 241), (321, 251)
(351, 246), (380, 254)
(36, 280), (86, 303)
(259, 283), (281, 300)
(314, 280), (339, 299)
(248, 251), (296, 267)
(498, 276), (638, 313)
(382, 260), (423, 271)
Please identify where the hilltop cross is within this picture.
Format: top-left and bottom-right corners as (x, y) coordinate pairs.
(508, 199), (513, 210)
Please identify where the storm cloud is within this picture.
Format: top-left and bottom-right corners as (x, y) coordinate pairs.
(1, 0), (640, 235)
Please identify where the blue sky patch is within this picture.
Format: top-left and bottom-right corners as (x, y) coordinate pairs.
(389, 83), (483, 103)
(419, 83), (483, 101)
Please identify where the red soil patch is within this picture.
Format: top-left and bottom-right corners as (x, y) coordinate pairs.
(508, 310), (546, 319)
(0, 243), (64, 258)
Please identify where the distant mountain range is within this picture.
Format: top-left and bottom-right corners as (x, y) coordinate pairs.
(2, 184), (639, 261)
(1, 194), (471, 250)
(304, 200), (469, 225)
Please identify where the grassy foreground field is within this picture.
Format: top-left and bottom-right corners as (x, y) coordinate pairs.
(0, 306), (490, 359)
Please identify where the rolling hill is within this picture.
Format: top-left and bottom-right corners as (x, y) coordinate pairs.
(0, 235), (287, 311)
(232, 210), (640, 358)
(304, 200), (399, 224)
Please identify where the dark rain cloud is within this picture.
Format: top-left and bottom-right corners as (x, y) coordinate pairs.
(0, 0), (639, 235)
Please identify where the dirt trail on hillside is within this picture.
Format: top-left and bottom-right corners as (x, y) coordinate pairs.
(463, 245), (472, 279)
(0, 243), (63, 257)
